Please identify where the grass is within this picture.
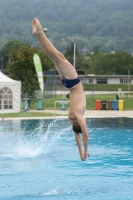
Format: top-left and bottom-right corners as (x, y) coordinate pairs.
(85, 84), (133, 91)
(29, 95), (70, 110)
(31, 93), (133, 110)
(0, 112), (58, 118)
(0, 93), (133, 118)
(86, 94), (133, 110)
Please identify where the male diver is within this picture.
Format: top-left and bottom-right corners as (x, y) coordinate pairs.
(32, 18), (89, 161)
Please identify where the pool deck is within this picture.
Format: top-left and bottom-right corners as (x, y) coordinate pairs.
(33, 109), (133, 118)
(1, 110), (133, 120)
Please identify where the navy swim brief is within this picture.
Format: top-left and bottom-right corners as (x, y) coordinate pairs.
(61, 76), (80, 88)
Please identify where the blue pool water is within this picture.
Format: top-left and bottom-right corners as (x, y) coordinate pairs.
(0, 118), (133, 200)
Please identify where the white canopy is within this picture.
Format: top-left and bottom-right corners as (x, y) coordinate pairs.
(0, 71), (21, 113)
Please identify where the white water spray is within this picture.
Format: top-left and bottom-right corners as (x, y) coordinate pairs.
(0, 118), (71, 159)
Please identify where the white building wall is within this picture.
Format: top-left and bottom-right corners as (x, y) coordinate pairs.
(86, 76), (133, 85)
(86, 77), (97, 84)
(57, 75), (133, 86)
(93, 78), (97, 84)
(108, 78), (120, 84)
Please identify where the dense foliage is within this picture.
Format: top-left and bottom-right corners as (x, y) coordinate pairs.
(1, 40), (133, 77)
(7, 44), (52, 96)
(89, 51), (133, 75)
(0, 41), (23, 68)
(64, 45), (133, 75)
(0, 0), (133, 53)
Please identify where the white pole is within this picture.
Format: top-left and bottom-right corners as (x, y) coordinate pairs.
(128, 70), (130, 96)
(73, 42), (76, 68)
(2, 100), (4, 120)
(73, 34), (78, 68)
(54, 101), (56, 117)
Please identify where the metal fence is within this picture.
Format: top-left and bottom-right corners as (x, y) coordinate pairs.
(44, 71), (56, 98)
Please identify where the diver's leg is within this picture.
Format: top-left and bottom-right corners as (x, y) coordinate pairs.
(32, 18), (78, 79)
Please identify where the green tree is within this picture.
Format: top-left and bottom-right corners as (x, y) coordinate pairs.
(1, 0), (133, 52)
(92, 52), (106, 74)
(82, 55), (93, 73)
(64, 42), (80, 61)
(93, 45), (101, 55)
(7, 44), (52, 96)
(64, 42), (84, 69)
(92, 51), (133, 75)
(0, 40), (23, 69)
(75, 53), (84, 70)
(64, 43), (75, 57)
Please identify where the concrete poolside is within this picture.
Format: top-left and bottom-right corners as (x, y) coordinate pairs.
(30, 109), (133, 118)
(0, 110), (133, 120)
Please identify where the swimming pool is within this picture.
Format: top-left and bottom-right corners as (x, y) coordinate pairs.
(0, 118), (133, 200)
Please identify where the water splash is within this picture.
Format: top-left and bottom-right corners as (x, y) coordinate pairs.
(0, 118), (71, 160)
(42, 187), (59, 196)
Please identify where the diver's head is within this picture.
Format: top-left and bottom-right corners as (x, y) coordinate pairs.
(72, 123), (82, 133)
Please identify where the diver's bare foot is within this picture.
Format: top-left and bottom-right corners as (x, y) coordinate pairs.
(32, 18), (43, 36)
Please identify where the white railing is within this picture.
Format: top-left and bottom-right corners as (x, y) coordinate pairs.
(1, 100), (4, 120)
(54, 100), (70, 117)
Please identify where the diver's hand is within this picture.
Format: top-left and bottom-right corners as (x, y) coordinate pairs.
(81, 152), (90, 161)
(84, 152), (90, 159)
(81, 157), (86, 161)
(80, 152), (90, 161)
(80, 152), (85, 161)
